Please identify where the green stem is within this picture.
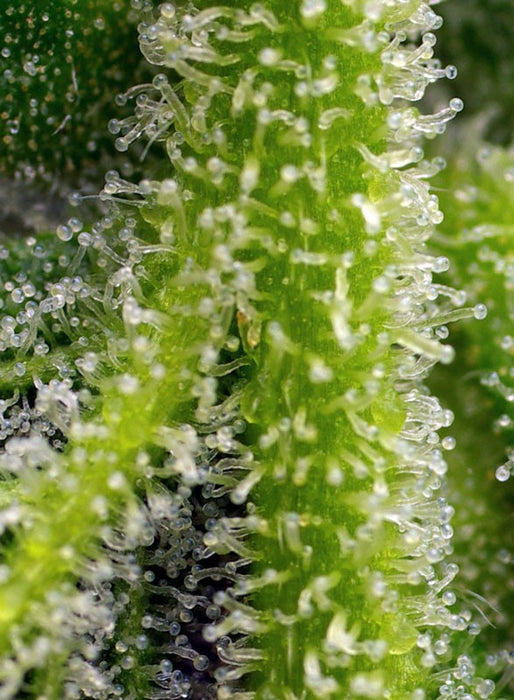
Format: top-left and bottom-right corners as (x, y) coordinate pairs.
(0, 2), (505, 699)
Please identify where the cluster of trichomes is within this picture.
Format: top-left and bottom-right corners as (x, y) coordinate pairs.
(0, 1), (512, 700)
(429, 134), (514, 690)
(427, 0), (514, 685)
(0, 1), (148, 185)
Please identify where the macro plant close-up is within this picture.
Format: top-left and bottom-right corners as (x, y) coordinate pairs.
(0, 1), (512, 699)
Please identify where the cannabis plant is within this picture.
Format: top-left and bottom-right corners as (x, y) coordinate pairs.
(0, 1), (511, 699)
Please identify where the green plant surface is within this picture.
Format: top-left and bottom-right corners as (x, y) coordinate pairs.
(0, 1), (512, 700)
(433, 139), (513, 428)
(429, 135), (514, 689)
(0, 0), (147, 186)
(0, 203), (221, 695)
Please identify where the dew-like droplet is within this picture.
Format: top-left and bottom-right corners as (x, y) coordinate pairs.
(56, 224), (73, 242)
(495, 461), (512, 482)
(473, 303), (487, 320)
(441, 436), (456, 451)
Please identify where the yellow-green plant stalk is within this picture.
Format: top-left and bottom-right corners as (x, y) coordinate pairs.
(0, 1), (508, 699)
